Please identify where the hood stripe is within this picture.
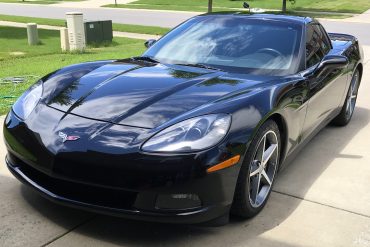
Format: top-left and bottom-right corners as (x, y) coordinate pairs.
(59, 64), (143, 122)
(108, 71), (223, 125)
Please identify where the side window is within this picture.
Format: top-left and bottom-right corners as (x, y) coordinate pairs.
(319, 24), (331, 54)
(305, 24), (330, 68)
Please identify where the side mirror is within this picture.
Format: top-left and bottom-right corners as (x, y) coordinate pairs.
(303, 54), (349, 79)
(317, 55), (349, 71)
(145, 39), (156, 48)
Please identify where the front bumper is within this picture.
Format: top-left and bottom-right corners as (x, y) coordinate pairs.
(6, 155), (230, 224)
(3, 109), (243, 224)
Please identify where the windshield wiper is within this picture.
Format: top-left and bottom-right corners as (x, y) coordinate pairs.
(131, 56), (160, 63)
(175, 63), (224, 72)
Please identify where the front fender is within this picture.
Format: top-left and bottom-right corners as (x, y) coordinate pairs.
(216, 78), (309, 166)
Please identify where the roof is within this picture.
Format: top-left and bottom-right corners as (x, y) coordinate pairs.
(199, 12), (313, 25)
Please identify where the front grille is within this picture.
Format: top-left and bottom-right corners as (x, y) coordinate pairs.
(10, 154), (138, 209)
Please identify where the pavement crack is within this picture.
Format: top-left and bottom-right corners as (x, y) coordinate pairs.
(272, 190), (370, 219)
(40, 214), (97, 247)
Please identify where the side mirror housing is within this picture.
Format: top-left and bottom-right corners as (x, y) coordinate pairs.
(302, 54), (349, 78)
(145, 39), (157, 48)
(317, 54), (349, 72)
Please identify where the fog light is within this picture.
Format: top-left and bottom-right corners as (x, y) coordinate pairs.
(156, 193), (201, 210)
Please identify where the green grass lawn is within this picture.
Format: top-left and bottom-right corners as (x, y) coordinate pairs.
(0, 14), (171, 35)
(112, 23), (169, 35)
(0, 26), (145, 115)
(104, 0), (370, 14)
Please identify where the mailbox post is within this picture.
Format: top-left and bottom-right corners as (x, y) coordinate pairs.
(27, 23), (39, 46)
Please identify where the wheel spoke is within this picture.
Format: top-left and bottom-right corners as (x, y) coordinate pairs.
(348, 101), (353, 116)
(261, 169), (272, 185)
(250, 161), (260, 177)
(250, 174), (261, 203)
(346, 99), (351, 114)
(256, 136), (266, 162)
(262, 144), (278, 166)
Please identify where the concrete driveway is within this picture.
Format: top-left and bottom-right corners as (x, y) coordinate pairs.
(0, 47), (369, 247)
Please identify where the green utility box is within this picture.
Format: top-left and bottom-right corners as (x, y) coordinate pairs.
(84, 20), (113, 44)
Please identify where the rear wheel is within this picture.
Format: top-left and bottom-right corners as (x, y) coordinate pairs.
(231, 120), (280, 218)
(332, 70), (360, 126)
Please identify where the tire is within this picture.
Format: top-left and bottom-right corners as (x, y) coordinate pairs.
(231, 120), (281, 218)
(332, 70), (361, 126)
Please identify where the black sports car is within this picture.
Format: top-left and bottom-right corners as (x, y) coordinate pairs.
(3, 13), (364, 225)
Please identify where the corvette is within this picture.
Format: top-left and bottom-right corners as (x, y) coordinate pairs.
(3, 13), (363, 225)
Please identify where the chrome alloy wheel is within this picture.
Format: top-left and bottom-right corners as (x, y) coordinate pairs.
(248, 130), (279, 208)
(345, 71), (360, 119)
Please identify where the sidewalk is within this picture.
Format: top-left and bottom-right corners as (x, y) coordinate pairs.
(336, 9), (370, 23)
(0, 20), (160, 40)
(52, 0), (135, 8)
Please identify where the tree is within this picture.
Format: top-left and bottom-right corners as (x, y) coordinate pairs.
(208, 0), (213, 13)
(282, 0), (287, 12)
(282, 0), (296, 12)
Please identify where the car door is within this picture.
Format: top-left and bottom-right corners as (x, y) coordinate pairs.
(301, 23), (348, 139)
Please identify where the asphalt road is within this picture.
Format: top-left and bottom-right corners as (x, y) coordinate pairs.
(0, 3), (194, 27)
(0, 3), (370, 45)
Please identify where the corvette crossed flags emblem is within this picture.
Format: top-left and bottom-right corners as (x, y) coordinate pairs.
(58, 132), (80, 143)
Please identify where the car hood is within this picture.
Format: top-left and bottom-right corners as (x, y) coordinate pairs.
(46, 60), (272, 129)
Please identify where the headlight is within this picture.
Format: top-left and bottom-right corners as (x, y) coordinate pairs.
(12, 80), (43, 120)
(142, 114), (231, 152)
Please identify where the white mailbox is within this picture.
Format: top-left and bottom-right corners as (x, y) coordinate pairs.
(66, 12), (86, 51)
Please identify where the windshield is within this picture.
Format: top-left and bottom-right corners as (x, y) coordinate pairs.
(144, 15), (303, 75)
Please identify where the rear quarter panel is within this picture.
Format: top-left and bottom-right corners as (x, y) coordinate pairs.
(329, 33), (363, 105)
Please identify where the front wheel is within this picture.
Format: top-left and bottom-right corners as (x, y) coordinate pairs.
(231, 120), (281, 218)
(332, 70), (360, 126)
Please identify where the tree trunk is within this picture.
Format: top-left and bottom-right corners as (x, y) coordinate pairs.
(208, 0), (213, 13)
(282, 0), (287, 12)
